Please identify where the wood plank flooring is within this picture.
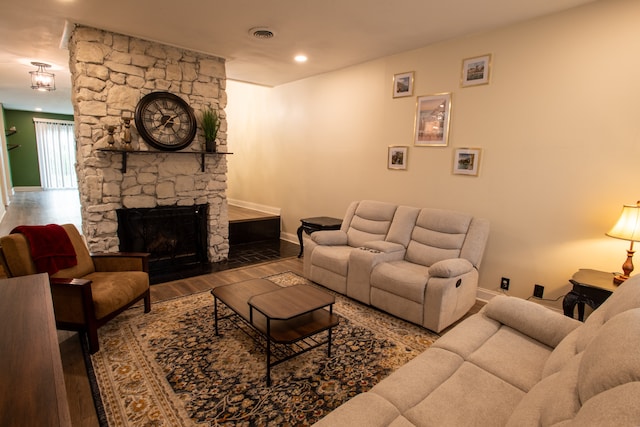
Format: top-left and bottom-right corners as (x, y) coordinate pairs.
(1, 190), (483, 427)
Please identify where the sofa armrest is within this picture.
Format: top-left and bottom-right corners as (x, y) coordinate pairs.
(428, 258), (474, 278)
(50, 278), (92, 287)
(484, 295), (582, 348)
(49, 278), (94, 325)
(311, 230), (348, 246)
(91, 252), (150, 272)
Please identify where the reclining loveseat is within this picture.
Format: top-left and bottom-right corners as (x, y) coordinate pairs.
(303, 200), (490, 332)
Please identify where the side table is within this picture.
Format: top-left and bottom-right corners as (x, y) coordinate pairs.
(297, 216), (342, 257)
(562, 269), (618, 321)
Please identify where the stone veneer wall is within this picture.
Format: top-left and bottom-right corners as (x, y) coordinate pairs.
(68, 25), (229, 262)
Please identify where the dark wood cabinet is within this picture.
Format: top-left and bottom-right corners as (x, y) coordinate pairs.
(0, 274), (72, 426)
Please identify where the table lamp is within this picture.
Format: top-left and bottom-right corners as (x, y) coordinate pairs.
(606, 201), (640, 284)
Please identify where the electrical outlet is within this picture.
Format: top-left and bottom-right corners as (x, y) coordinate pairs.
(500, 277), (510, 290)
(534, 284), (544, 298)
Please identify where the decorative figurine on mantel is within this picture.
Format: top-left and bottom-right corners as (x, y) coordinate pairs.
(200, 107), (220, 152)
(121, 110), (134, 150)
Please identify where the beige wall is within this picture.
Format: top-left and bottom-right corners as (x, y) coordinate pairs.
(226, 0), (640, 304)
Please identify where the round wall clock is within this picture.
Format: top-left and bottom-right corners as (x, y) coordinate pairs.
(134, 91), (197, 151)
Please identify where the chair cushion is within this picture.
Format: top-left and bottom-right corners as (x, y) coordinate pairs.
(371, 260), (429, 303)
(405, 209), (472, 267)
(11, 224), (77, 275)
(346, 201), (397, 247)
(577, 308), (640, 403)
(50, 224), (95, 278)
(0, 233), (39, 276)
(311, 245), (354, 276)
(86, 271), (149, 320)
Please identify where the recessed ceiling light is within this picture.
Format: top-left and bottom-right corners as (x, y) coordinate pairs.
(294, 55), (308, 63)
(248, 27), (275, 40)
(35, 107), (43, 112)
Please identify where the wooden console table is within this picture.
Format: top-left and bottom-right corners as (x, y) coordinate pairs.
(0, 274), (72, 426)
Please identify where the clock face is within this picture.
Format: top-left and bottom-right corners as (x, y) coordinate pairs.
(134, 92), (197, 151)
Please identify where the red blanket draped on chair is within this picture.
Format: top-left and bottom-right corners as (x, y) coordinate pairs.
(12, 224), (77, 275)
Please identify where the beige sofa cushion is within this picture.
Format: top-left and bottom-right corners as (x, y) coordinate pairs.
(578, 308), (640, 403)
(311, 245), (353, 276)
(371, 348), (464, 413)
(371, 260), (430, 303)
(507, 308), (640, 427)
(543, 278), (640, 377)
(405, 209), (472, 267)
(404, 362), (525, 426)
(346, 200), (397, 247)
(505, 355), (583, 426)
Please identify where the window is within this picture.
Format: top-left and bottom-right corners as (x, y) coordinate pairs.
(33, 118), (77, 189)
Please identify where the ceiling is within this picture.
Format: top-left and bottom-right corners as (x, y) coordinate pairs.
(0, 0), (596, 115)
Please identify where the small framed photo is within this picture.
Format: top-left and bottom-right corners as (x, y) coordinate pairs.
(388, 146), (408, 170)
(413, 93), (452, 147)
(392, 71), (414, 98)
(453, 148), (482, 176)
(461, 54), (492, 87)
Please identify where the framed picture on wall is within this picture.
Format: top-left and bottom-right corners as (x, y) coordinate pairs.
(392, 71), (414, 98)
(461, 54), (492, 87)
(413, 93), (452, 146)
(453, 148), (482, 176)
(388, 146), (408, 170)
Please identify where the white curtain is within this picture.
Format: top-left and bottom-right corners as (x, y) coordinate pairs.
(33, 118), (77, 189)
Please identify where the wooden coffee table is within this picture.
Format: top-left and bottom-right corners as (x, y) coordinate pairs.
(211, 278), (339, 385)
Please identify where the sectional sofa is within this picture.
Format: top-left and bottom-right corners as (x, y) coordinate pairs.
(313, 273), (640, 426)
(303, 200), (490, 332)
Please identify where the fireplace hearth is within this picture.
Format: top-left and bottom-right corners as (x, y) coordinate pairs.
(117, 205), (210, 283)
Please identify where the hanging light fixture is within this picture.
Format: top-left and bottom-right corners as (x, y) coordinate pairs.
(29, 62), (56, 91)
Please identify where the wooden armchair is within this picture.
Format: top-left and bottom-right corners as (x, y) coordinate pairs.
(0, 224), (151, 353)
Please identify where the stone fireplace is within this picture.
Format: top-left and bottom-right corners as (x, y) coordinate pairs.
(68, 25), (229, 269)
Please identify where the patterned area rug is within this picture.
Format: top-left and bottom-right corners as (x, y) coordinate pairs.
(89, 272), (439, 426)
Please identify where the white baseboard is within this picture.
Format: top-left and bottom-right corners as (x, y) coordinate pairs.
(476, 287), (502, 303)
(281, 231), (299, 244)
(228, 199), (281, 216)
(13, 186), (43, 192)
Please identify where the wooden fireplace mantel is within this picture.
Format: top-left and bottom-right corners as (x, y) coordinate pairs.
(97, 148), (233, 173)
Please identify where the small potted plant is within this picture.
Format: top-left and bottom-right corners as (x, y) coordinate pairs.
(200, 107), (220, 152)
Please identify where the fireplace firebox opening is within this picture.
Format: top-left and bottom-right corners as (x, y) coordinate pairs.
(117, 204), (210, 283)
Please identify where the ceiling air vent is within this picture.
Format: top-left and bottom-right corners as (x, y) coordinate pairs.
(249, 27), (276, 40)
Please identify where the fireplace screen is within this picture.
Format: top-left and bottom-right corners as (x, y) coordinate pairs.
(117, 204), (209, 278)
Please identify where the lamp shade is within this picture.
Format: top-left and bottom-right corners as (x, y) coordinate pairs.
(606, 202), (640, 242)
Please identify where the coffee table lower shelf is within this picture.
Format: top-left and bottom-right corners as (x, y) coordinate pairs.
(211, 279), (339, 386)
